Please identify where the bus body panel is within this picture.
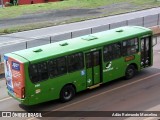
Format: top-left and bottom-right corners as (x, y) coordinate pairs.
(4, 26), (154, 105)
(25, 69), (86, 105)
(103, 57), (124, 82)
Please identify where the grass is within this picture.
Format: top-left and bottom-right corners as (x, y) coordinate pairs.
(0, 0), (124, 19)
(0, 0), (160, 34)
(1, 0), (159, 19)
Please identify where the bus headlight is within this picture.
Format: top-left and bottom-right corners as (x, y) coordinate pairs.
(145, 60), (149, 64)
(141, 62), (144, 65)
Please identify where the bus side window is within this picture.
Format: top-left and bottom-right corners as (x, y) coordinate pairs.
(86, 53), (92, 68)
(103, 42), (121, 62)
(29, 64), (39, 83)
(103, 45), (112, 62)
(76, 53), (84, 70)
(57, 57), (67, 75)
(122, 41), (127, 56)
(68, 53), (84, 72)
(112, 42), (121, 59)
(38, 62), (49, 81)
(48, 60), (58, 77)
(122, 38), (138, 56)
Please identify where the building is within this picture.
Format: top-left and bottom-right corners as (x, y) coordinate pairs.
(2, 0), (60, 6)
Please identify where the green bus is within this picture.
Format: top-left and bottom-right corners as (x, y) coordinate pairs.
(4, 26), (156, 105)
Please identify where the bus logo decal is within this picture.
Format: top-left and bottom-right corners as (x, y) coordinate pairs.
(14, 81), (21, 88)
(103, 62), (114, 72)
(87, 79), (92, 83)
(106, 62), (112, 69)
(12, 62), (20, 71)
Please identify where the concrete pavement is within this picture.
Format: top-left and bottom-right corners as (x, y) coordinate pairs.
(0, 78), (8, 100)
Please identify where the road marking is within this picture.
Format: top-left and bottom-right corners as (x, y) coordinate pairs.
(27, 72), (160, 120)
(0, 97), (12, 102)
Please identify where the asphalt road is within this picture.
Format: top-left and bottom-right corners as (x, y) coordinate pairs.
(0, 37), (160, 120)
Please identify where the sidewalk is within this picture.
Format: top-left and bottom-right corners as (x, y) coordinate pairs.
(0, 78), (8, 100)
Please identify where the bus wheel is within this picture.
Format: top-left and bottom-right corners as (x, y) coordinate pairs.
(125, 65), (135, 80)
(60, 85), (75, 102)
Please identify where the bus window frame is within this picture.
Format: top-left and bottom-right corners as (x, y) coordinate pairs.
(103, 42), (121, 62)
(29, 52), (85, 83)
(67, 52), (84, 73)
(121, 37), (139, 57)
(29, 61), (49, 83)
(48, 56), (67, 79)
(37, 61), (49, 81)
(29, 64), (39, 83)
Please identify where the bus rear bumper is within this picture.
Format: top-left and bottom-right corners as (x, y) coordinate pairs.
(8, 91), (27, 105)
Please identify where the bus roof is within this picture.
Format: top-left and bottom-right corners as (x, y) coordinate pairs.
(9, 26), (152, 63)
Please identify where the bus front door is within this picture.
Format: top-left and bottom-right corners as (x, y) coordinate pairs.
(85, 50), (102, 88)
(141, 36), (151, 68)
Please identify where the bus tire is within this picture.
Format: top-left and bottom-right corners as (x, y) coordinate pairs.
(125, 65), (135, 80)
(60, 85), (75, 102)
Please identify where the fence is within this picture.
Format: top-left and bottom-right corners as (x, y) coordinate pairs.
(0, 13), (160, 61)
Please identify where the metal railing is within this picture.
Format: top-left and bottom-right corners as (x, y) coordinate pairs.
(0, 13), (160, 61)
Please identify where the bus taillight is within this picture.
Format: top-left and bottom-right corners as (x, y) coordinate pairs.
(21, 87), (25, 99)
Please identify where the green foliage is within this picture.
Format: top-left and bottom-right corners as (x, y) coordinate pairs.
(0, 0), (160, 34)
(0, 0), (159, 19)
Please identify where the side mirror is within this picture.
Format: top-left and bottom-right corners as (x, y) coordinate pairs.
(152, 37), (157, 47)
